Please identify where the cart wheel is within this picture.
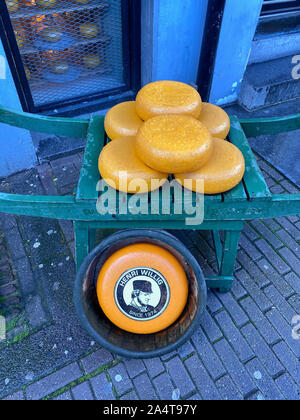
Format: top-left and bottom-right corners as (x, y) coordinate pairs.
(74, 229), (207, 359)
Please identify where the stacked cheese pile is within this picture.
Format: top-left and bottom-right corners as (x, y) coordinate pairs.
(99, 81), (245, 195)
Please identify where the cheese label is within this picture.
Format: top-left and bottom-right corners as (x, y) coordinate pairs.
(114, 267), (170, 321)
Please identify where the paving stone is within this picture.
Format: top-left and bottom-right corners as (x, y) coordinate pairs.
(239, 234), (262, 261)
(266, 309), (300, 358)
(235, 270), (272, 312)
(25, 295), (47, 329)
(133, 373), (158, 400)
(142, 358), (164, 379)
(243, 223), (260, 242)
(215, 292), (249, 328)
(3, 390), (24, 400)
(245, 358), (284, 400)
(59, 220), (74, 243)
(275, 374), (300, 401)
(120, 390), (139, 400)
(0, 283), (16, 296)
(262, 219), (281, 232)
(153, 373), (176, 400)
(165, 356), (195, 399)
(177, 340), (195, 359)
(25, 363), (82, 400)
(185, 354), (221, 400)
(72, 381), (94, 400)
(81, 349), (114, 375)
(188, 393), (202, 400)
(280, 180), (299, 194)
(258, 258), (294, 298)
(206, 290), (223, 314)
(5, 227), (26, 261)
(272, 341), (300, 384)
(214, 311), (254, 363)
(238, 251), (270, 288)
(215, 375), (243, 401)
(241, 323), (284, 378)
(278, 247), (300, 277)
(240, 297), (280, 345)
(124, 358), (146, 379)
(288, 294), (300, 313)
(200, 310), (223, 343)
(13, 257), (36, 297)
(255, 239), (290, 275)
(192, 328), (226, 381)
(54, 391), (72, 400)
(90, 373), (115, 401)
(264, 285), (296, 323)
(270, 184), (285, 194)
(276, 217), (300, 241)
(108, 363), (133, 396)
(253, 220), (283, 249)
(230, 278), (248, 300)
(0, 214), (17, 232)
(214, 339), (256, 398)
(276, 229), (300, 254)
(37, 164), (58, 196)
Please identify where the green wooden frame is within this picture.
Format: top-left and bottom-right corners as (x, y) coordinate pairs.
(0, 106), (299, 292)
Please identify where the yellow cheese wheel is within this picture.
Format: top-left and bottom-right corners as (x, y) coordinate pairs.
(136, 81), (202, 121)
(83, 54), (102, 69)
(6, 0), (18, 12)
(80, 23), (99, 38)
(98, 136), (168, 194)
(136, 115), (213, 174)
(36, 0), (56, 8)
(104, 101), (144, 140)
(199, 102), (230, 139)
(175, 138), (245, 194)
(97, 243), (189, 334)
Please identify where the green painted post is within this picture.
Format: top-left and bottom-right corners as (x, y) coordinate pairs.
(219, 229), (242, 292)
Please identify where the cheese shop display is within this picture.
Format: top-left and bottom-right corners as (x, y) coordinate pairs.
(135, 115), (213, 174)
(104, 101), (144, 140)
(198, 102), (230, 139)
(98, 137), (168, 194)
(175, 138), (245, 194)
(136, 81), (202, 121)
(96, 243), (189, 334)
(80, 23), (99, 39)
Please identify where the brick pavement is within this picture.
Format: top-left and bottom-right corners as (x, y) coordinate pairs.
(0, 152), (299, 401)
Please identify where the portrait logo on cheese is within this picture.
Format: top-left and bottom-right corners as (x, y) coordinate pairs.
(114, 268), (170, 321)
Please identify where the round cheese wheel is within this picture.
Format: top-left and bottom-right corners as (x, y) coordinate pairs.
(136, 115), (213, 174)
(199, 102), (230, 139)
(80, 23), (98, 38)
(50, 61), (69, 74)
(104, 101), (144, 140)
(175, 138), (245, 194)
(136, 81), (202, 121)
(98, 136), (168, 194)
(36, 0), (56, 8)
(96, 243), (189, 334)
(6, 0), (18, 12)
(83, 54), (102, 69)
(42, 27), (63, 43)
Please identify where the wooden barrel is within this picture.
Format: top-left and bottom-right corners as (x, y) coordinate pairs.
(73, 229), (207, 359)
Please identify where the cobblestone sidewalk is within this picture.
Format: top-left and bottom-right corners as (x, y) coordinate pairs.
(0, 151), (299, 401)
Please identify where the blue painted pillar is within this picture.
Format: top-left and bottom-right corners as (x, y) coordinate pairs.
(142, 0), (208, 85)
(209, 0), (263, 106)
(0, 40), (37, 178)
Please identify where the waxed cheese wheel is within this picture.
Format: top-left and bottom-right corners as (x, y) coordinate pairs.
(198, 102), (230, 139)
(136, 81), (202, 121)
(36, 0), (56, 8)
(98, 136), (168, 194)
(97, 243), (188, 334)
(80, 23), (98, 38)
(104, 101), (143, 140)
(6, 0), (18, 12)
(136, 115), (213, 174)
(175, 138), (245, 194)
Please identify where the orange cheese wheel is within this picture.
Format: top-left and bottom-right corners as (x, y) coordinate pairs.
(136, 115), (213, 174)
(96, 243), (189, 334)
(136, 81), (202, 121)
(175, 138), (245, 194)
(98, 136), (168, 194)
(104, 101), (144, 140)
(198, 102), (230, 139)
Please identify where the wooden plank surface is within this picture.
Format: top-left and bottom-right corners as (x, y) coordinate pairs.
(230, 116), (271, 200)
(240, 113), (300, 138)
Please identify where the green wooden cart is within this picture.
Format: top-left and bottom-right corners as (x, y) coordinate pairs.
(0, 105), (299, 294)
